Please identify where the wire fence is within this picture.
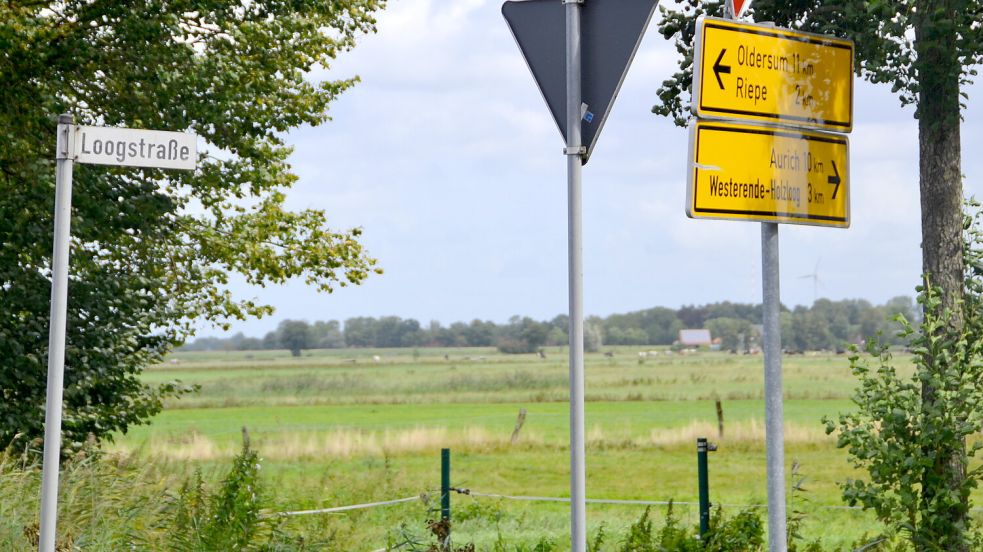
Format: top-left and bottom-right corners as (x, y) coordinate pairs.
(261, 448), (982, 552)
(451, 487), (871, 511)
(263, 496), (423, 519)
(265, 485), (872, 520)
(267, 484), (983, 552)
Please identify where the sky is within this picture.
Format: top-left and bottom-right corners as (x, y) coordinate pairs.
(202, 0), (983, 338)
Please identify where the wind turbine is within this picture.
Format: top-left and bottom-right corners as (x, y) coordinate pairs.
(798, 258), (822, 304)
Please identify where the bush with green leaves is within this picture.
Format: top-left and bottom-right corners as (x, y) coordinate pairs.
(611, 504), (763, 552)
(825, 200), (983, 549)
(165, 431), (318, 552)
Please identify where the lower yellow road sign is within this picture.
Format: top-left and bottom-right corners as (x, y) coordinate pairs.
(687, 120), (849, 227)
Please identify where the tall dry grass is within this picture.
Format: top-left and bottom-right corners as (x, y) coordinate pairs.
(114, 420), (832, 462)
(642, 420), (831, 448)
(123, 426), (550, 461)
(0, 449), (188, 550)
(0, 444), (336, 551)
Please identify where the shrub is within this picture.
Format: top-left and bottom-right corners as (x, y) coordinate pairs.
(164, 429), (315, 551)
(616, 504), (762, 552)
(824, 200), (983, 549)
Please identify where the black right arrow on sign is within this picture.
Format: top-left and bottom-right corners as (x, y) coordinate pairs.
(828, 161), (841, 199)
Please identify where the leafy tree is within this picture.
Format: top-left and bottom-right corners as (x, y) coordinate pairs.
(462, 319), (498, 347)
(179, 336), (224, 352)
(546, 314), (570, 347)
(0, 1), (384, 453)
(444, 322), (471, 347)
(779, 311), (798, 352)
(187, 296), (918, 354)
(228, 333), (264, 351)
(261, 330), (280, 351)
(654, 0), (983, 541)
(425, 321), (455, 347)
(544, 326), (567, 347)
(583, 319), (603, 353)
(603, 306), (683, 345)
(603, 326), (626, 346)
(674, 305), (708, 331)
(311, 320), (346, 349)
(277, 320), (312, 357)
(604, 326), (649, 346)
(705, 317), (754, 351)
(790, 307), (834, 351)
(497, 316), (549, 354)
(549, 314), (570, 331)
(343, 317), (378, 348)
(377, 316), (425, 348)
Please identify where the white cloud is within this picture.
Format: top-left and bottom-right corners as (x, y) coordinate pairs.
(200, 3), (983, 337)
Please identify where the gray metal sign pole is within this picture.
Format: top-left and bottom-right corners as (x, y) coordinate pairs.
(761, 222), (787, 551)
(719, 4), (787, 547)
(39, 114), (76, 552)
(564, 1), (587, 551)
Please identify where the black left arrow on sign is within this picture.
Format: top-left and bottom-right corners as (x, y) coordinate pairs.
(713, 49), (731, 90)
(828, 161), (841, 199)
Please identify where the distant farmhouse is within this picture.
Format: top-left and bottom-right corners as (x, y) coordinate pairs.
(678, 329), (712, 347)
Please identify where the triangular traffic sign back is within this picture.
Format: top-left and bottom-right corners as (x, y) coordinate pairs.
(502, 0), (658, 164)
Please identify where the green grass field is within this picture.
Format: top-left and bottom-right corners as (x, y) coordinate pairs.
(92, 347), (953, 549)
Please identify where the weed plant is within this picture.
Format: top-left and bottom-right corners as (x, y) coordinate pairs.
(0, 446), (178, 550)
(0, 435), (330, 551)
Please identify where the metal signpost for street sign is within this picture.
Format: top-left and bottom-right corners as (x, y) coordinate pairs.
(687, 120), (850, 227)
(688, 12), (853, 552)
(40, 115), (196, 552)
(693, 17), (855, 133)
(502, 1), (657, 550)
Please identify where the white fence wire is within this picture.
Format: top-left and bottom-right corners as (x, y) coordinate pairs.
(266, 486), (875, 520)
(264, 496), (423, 519)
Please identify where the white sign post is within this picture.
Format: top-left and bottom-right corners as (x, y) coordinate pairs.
(39, 115), (197, 552)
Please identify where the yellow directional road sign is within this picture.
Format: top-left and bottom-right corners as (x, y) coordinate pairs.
(687, 120), (849, 228)
(693, 17), (854, 133)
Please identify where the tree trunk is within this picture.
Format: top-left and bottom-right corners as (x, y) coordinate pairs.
(915, 1), (967, 549)
(917, 8), (966, 323)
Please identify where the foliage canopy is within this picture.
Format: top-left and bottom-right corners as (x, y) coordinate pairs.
(0, 0), (384, 452)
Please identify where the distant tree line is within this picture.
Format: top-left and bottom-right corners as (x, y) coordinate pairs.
(181, 297), (919, 356)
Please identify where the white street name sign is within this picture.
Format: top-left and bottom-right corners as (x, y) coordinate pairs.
(72, 125), (197, 170)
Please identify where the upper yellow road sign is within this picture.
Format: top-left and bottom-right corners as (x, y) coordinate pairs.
(693, 17), (854, 133)
(687, 120), (849, 227)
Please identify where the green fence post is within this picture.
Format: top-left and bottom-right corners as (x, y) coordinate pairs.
(441, 448), (451, 522)
(697, 437), (711, 538)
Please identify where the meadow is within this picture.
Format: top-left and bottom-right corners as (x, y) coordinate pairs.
(103, 346), (939, 550)
(7, 346), (972, 550)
